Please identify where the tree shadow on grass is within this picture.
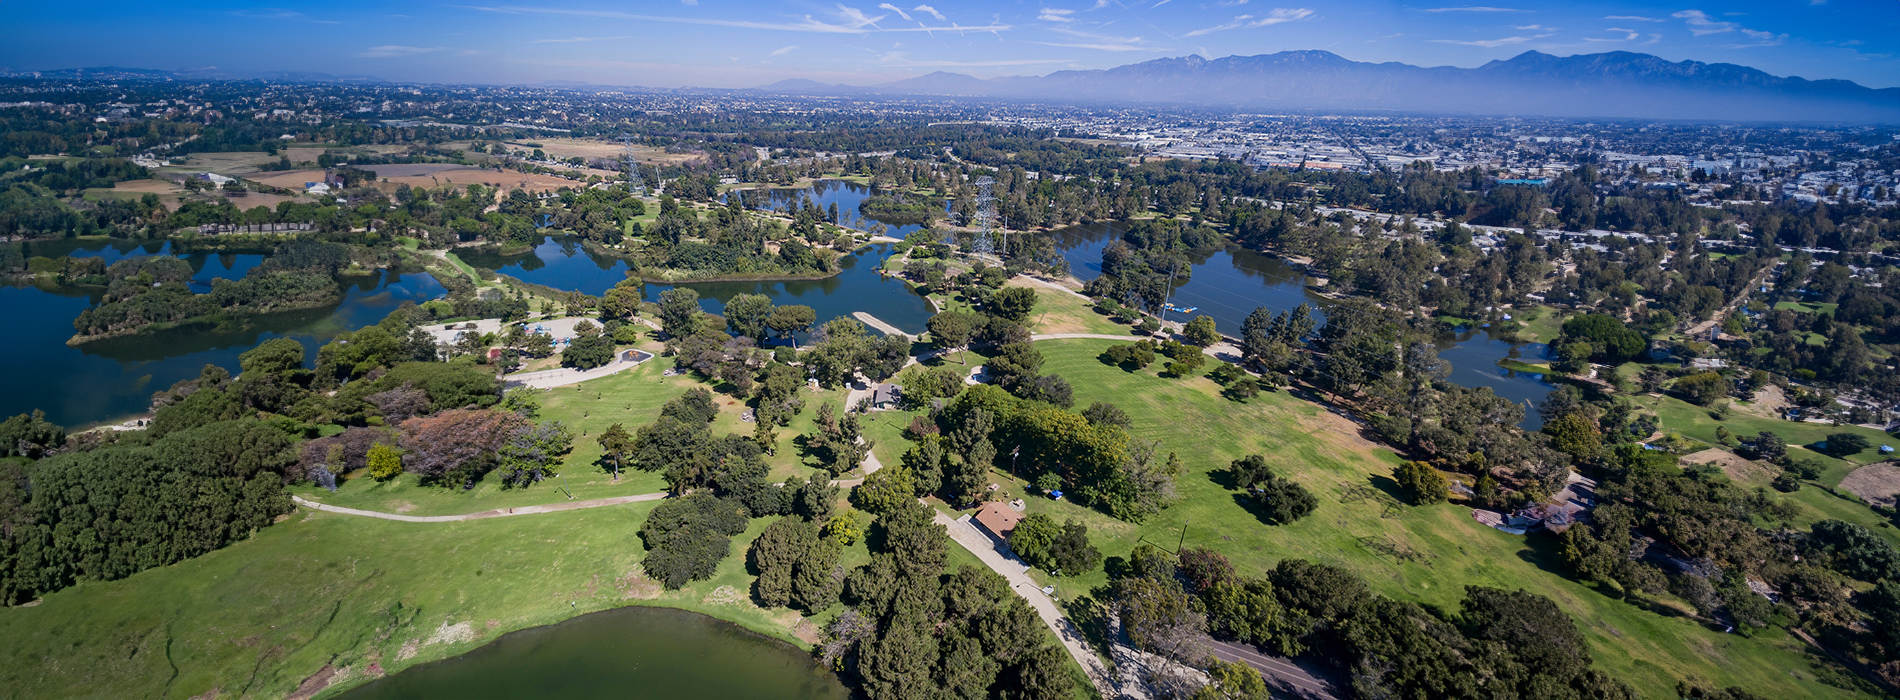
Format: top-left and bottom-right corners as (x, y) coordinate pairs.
(1366, 474), (1408, 504)
(1513, 531), (1573, 580)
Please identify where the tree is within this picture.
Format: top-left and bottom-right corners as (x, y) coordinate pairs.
(497, 420), (574, 488)
(852, 465), (918, 515)
(239, 337), (305, 376)
(561, 332), (615, 370)
(1819, 432), (1870, 458)
(639, 493), (750, 589)
(1192, 659), (1273, 700)
(750, 516), (817, 608)
(767, 305), (817, 346)
(987, 342), (1044, 394)
(1560, 314), (1647, 364)
(1081, 401), (1131, 430)
(398, 409), (527, 488)
(1543, 412), (1603, 461)
(1753, 431), (1788, 463)
(1671, 371), (1729, 405)
(658, 288), (703, 338)
(1392, 460), (1449, 505)
(989, 286), (1038, 322)
(596, 422), (633, 480)
(1184, 315), (1221, 347)
(1007, 513), (1101, 576)
(1229, 454), (1273, 490)
(367, 442), (403, 480)
(1638, 365), (1668, 394)
(1254, 475), (1316, 525)
(723, 293), (775, 343)
(927, 311), (978, 363)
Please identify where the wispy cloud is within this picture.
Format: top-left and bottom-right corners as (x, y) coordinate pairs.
(913, 4), (946, 20)
(877, 51), (1068, 67)
(532, 36), (628, 43)
(1583, 28), (1640, 42)
(460, 4), (1009, 34)
(771, 45), (800, 56)
(358, 45), (449, 57)
(1430, 34), (1548, 47)
(230, 9), (339, 24)
(1184, 7), (1314, 37)
(1512, 24), (1553, 30)
(877, 3), (912, 20)
(1671, 9), (1785, 47)
(1039, 8), (1076, 22)
(1604, 15), (1664, 22)
(1421, 6), (1527, 12)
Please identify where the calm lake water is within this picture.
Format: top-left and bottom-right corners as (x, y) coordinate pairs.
(1045, 221), (1558, 428)
(2, 238), (444, 428)
(333, 606), (849, 700)
(725, 179), (941, 240)
(463, 236), (934, 337)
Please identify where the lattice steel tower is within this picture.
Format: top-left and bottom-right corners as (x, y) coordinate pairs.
(971, 175), (999, 258)
(620, 133), (647, 196)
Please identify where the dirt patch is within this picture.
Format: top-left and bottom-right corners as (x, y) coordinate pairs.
(359, 163), (467, 177)
(249, 169), (330, 190)
(1735, 384), (1790, 419)
(791, 617), (824, 645)
(286, 665), (336, 700)
(112, 179), (180, 194)
(1682, 448), (1775, 483)
(508, 138), (700, 165)
(1840, 463), (1900, 508)
(187, 686), (222, 700)
(701, 585), (746, 606)
(396, 640), (419, 661)
(391, 501), (417, 514)
(425, 621), (476, 646)
(381, 168), (580, 193)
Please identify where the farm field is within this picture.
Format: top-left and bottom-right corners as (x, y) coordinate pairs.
(506, 137), (701, 166)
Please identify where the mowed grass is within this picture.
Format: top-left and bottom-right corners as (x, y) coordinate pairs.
(0, 490), (1100, 700)
(297, 355), (889, 516)
(1019, 283), (1131, 337)
(1631, 392), (1894, 470)
(973, 339), (1875, 700)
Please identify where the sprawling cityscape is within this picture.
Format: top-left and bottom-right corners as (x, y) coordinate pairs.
(3, 2), (1900, 700)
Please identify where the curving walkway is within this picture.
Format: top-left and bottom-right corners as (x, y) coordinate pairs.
(290, 492), (667, 522)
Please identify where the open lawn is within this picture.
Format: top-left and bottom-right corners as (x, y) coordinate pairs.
(940, 338), (1878, 700)
(1014, 280), (1130, 337)
(0, 491), (1087, 700)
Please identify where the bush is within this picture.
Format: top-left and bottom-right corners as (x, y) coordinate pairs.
(367, 443), (403, 480)
(562, 332), (615, 370)
(1818, 432), (1871, 458)
(1393, 460), (1449, 504)
(639, 493), (751, 589)
(1008, 513), (1102, 576)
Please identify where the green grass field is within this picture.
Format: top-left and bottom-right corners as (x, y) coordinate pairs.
(942, 339), (1877, 700)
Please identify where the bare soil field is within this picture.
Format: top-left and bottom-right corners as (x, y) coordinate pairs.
(1735, 384), (1791, 419)
(1840, 462), (1900, 508)
(250, 169), (331, 190)
(382, 168), (580, 193)
(181, 151), (279, 173)
(1682, 448), (1775, 483)
(506, 137), (699, 165)
(358, 163), (467, 178)
(111, 179), (182, 194)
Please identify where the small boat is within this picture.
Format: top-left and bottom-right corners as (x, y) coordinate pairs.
(1162, 303), (1198, 314)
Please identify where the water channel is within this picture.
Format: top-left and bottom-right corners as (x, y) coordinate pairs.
(3, 239), (444, 428)
(1046, 221), (1558, 429)
(332, 606), (849, 700)
(461, 180), (941, 337)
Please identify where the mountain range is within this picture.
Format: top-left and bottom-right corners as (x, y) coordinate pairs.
(758, 50), (1900, 123)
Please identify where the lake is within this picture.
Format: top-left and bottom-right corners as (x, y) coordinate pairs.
(462, 236), (935, 337)
(333, 606), (849, 700)
(2, 239), (444, 428)
(725, 178), (941, 240)
(1045, 221), (1559, 428)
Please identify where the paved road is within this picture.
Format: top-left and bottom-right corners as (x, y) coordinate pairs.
(1205, 638), (1337, 699)
(290, 492), (667, 523)
(934, 511), (1121, 698)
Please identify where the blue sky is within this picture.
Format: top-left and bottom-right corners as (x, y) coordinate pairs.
(2, 1), (1896, 88)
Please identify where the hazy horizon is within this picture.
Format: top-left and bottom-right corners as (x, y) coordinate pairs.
(2, 0), (1896, 90)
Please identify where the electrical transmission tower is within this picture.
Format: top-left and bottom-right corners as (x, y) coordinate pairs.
(620, 133), (646, 196)
(971, 175), (999, 259)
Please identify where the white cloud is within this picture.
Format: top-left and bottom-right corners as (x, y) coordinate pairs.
(1421, 6), (1527, 12)
(1604, 15), (1663, 22)
(460, 5), (1008, 34)
(1671, 9), (1732, 35)
(532, 36), (629, 43)
(771, 45), (800, 56)
(1512, 24), (1552, 30)
(1040, 8), (1076, 22)
(913, 4), (946, 20)
(877, 3), (913, 20)
(229, 9), (339, 24)
(1218, 0), (1249, 6)
(1430, 34), (1548, 47)
(1583, 28), (1639, 42)
(876, 50), (1069, 67)
(1184, 7), (1313, 36)
(1671, 10), (1784, 46)
(358, 45), (449, 57)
